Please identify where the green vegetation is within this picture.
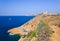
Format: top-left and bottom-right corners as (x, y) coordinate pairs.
(36, 20), (54, 41)
(36, 20), (54, 34)
(27, 31), (36, 39)
(26, 20), (54, 41)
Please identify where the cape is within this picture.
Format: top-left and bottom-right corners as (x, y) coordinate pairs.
(8, 13), (60, 41)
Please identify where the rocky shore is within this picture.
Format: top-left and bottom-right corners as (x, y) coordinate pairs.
(8, 13), (60, 41)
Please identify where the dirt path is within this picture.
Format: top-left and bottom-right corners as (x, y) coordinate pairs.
(50, 26), (60, 41)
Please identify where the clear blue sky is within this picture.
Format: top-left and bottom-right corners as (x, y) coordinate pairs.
(0, 0), (60, 16)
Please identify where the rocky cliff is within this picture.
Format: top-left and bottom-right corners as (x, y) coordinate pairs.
(8, 13), (60, 41)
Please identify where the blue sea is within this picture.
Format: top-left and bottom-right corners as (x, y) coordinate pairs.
(0, 16), (34, 41)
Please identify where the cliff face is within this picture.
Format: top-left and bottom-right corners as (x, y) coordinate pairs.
(8, 14), (60, 41)
(8, 14), (41, 35)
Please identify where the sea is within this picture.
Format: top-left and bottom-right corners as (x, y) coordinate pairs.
(0, 16), (34, 41)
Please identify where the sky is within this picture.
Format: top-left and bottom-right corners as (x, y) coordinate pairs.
(0, 0), (60, 16)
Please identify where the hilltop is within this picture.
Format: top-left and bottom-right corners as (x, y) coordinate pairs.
(8, 13), (60, 41)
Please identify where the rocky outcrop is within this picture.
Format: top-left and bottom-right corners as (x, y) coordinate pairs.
(8, 13), (60, 41)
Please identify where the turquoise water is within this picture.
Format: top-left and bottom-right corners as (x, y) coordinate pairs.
(9, 34), (20, 41)
(0, 16), (34, 41)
